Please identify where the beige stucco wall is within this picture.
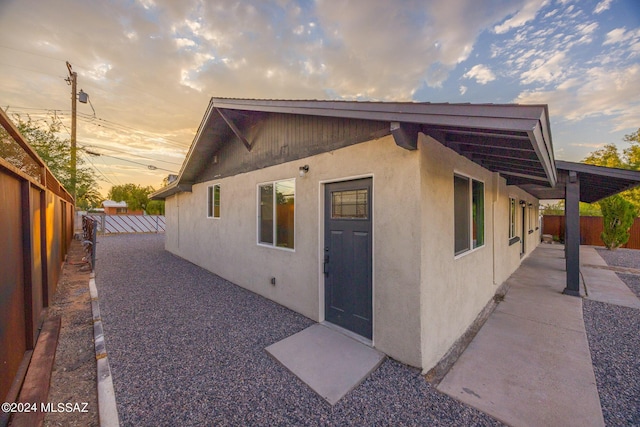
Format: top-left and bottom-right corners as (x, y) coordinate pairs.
(164, 132), (541, 371)
(418, 134), (539, 371)
(164, 135), (424, 367)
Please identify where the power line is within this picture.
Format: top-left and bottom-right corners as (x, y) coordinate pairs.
(81, 143), (182, 166)
(82, 148), (177, 173)
(5, 105), (191, 151)
(0, 45), (67, 63)
(76, 114), (190, 149)
(81, 152), (115, 185)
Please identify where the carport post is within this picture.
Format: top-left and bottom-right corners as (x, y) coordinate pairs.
(563, 171), (581, 296)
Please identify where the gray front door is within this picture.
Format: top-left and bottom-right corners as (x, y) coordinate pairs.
(324, 178), (372, 339)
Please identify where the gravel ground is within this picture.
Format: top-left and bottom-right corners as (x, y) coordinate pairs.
(595, 247), (640, 270)
(595, 247), (640, 298)
(95, 234), (502, 426)
(583, 300), (640, 426)
(586, 247), (640, 426)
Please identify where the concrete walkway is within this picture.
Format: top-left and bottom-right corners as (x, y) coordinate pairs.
(580, 246), (640, 309)
(438, 244), (605, 427)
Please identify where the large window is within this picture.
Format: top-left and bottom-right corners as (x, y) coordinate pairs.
(259, 179), (295, 249)
(454, 174), (484, 256)
(207, 184), (221, 218)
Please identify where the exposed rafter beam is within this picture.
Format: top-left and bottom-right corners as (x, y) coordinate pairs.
(446, 135), (534, 151)
(216, 108), (252, 152)
(466, 150), (540, 162)
(499, 170), (550, 183)
(428, 127), (530, 140)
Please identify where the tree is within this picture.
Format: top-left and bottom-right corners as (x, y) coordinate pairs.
(0, 113), (99, 209)
(107, 183), (164, 214)
(540, 200), (602, 216)
(599, 195), (638, 250)
(147, 199), (165, 215)
(583, 143), (624, 169)
(582, 128), (640, 211)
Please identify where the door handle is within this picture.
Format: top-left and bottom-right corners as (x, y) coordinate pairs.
(323, 256), (329, 276)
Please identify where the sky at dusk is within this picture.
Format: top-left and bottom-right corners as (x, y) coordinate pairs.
(0, 0), (639, 196)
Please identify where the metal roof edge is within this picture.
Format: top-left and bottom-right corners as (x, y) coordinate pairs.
(150, 182), (193, 200)
(209, 98), (548, 122)
(556, 160), (640, 181)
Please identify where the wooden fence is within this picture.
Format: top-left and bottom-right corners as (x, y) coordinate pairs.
(542, 215), (640, 249)
(86, 213), (166, 234)
(0, 109), (74, 407)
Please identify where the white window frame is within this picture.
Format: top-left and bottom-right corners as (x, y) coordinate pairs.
(207, 184), (221, 219)
(454, 172), (485, 258)
(257, 178), (296, 252)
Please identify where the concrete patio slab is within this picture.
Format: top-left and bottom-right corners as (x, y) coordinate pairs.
(266, 323), (385, 405)
(581, 246), (640, 310)
(437, 245), (605, 427)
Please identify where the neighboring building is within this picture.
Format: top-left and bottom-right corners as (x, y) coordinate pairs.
(102, 200), (143, 215)
(152, 98), (640, 372)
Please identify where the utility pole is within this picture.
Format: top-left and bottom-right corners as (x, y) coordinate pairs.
(66, 61), (77, 200)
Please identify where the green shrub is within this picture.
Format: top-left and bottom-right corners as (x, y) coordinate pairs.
(599, 195), (639, 250)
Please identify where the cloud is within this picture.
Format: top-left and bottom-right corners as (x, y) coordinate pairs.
(604, 27), (640, 45)
(520, 51), (567, 84)
(1, 0), (637, 192)
(463, 64), (496, 84)
(570, 143), (606, 148)
(515, 64), (640, 131)
(594, 0), (613, 14)
(493, 0), (548, 34)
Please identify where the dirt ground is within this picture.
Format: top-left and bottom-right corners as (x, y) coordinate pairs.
(42, 239), (99, 427)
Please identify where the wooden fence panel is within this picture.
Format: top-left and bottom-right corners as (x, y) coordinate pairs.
(0, 172), (27, 403)
(542, 215), (640, 249)
(0, 108), (74, 405)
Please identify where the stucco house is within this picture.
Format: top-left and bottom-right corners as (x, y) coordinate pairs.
(152, 98), (640, 372)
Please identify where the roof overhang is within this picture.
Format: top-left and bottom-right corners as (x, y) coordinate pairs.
(151, 98), (557, 199)
(516, 160), (640, 203)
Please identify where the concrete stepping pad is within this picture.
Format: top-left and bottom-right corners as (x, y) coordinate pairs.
(266, 323), (385, 405)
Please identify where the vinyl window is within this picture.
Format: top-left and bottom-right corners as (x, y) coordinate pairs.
(207, 184), (220, 218)
(528, 203), (534, 232)
(258, 179), (295, 249)
(509, 197), (517, 239)
(454, 174), (485, 256)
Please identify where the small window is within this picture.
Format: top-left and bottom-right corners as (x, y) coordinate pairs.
(509, 197), (517, 239)
(473, 180), (484, 248)
(528, 203), (534, 232)
(454, 176), (470, 255)
(454, 174), (484, 256)
(259, 179), (295, 249)
(207, 184), (221, 218)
